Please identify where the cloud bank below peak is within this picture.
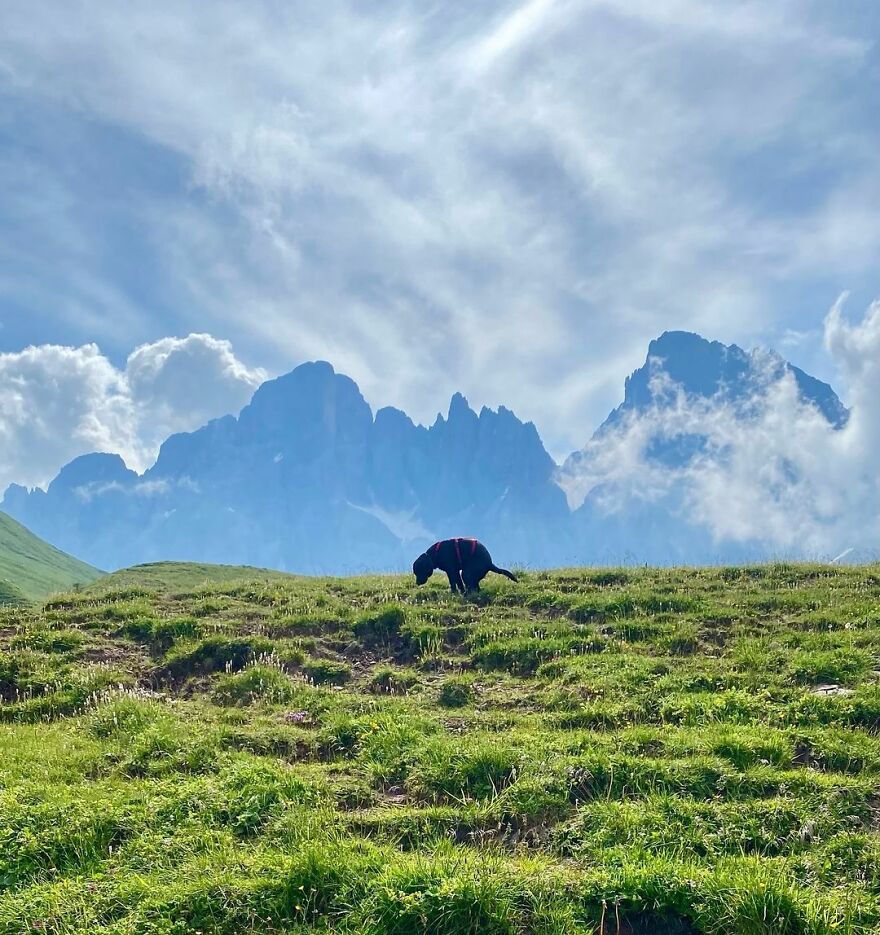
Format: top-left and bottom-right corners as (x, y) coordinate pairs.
(560, 296), (880, 558)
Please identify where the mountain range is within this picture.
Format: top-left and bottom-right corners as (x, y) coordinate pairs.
(1, 331), (851, 572)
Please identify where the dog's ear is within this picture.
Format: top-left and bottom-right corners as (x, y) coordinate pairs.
(417, 550), (432, 567)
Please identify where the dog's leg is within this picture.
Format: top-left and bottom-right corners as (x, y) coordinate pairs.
(445, 570), (460, 594)
(457, 571), (467, 593)
(461, 570), (479, 593)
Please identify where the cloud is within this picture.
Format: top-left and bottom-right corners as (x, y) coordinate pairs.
(72, 475), (201, 502)
(561, 296), (880, 557)
(125, 333), (267, 441)
(0, 334), (265, 491)
(0, 2), (877, 459)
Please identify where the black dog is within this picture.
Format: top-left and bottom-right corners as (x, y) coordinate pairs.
(412, 538), (517, 593)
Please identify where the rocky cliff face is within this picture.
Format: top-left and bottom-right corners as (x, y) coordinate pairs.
(2, 334), (850, 571)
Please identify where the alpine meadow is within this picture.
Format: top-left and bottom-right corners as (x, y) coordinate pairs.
(3, 2), (880, 933)
(2, 560), (880, 933)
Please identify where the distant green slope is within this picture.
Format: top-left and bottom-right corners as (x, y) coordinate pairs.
(86, 561), (300, 594)
(0, 512), (103, 603)
(0, 579), (28, 606)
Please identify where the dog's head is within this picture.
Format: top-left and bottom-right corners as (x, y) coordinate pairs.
(412, 552), (434, 585)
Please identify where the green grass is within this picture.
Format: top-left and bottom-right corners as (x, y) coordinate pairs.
(1, 560), (880, 932)
(0, 512), (103, 603)
(83, 559), (302, 594)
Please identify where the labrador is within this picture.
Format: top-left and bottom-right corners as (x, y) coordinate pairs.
(413, 538), (517, 593)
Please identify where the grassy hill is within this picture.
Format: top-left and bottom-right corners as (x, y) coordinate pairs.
(85, 560), (301, 594)
(0, 511), (103, 603)
(1, 561), (879, 932)
(0, 579), (27, 606)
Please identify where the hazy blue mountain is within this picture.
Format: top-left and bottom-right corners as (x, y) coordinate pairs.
(562, 331), (848, 483)
(2, 334), (850, 571)
(4, 361), (570, 572)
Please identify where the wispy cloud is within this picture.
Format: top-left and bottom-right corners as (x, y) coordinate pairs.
(0, 1), (877, 461)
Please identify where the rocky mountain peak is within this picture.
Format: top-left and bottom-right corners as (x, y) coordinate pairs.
(48, 453), (136, 494)
(602, 330), (847, 432)
(447, 392), (478, 424)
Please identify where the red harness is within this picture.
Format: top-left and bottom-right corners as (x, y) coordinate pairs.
(433, 537), (477, 568)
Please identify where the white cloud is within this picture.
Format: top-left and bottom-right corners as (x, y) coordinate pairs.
(126, 333), (266, 441)
(0, 334), (265, 491)
(560, 296), (880, 557)
(466, 0), (563, 73)
(0, 343), (135, 492)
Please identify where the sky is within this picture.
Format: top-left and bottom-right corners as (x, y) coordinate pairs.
(1, 0), (879, 491)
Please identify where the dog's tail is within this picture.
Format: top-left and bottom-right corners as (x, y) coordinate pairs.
(490, 564), (517, 582)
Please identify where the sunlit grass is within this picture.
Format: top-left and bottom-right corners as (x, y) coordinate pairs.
(0, 561), (878, 932)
